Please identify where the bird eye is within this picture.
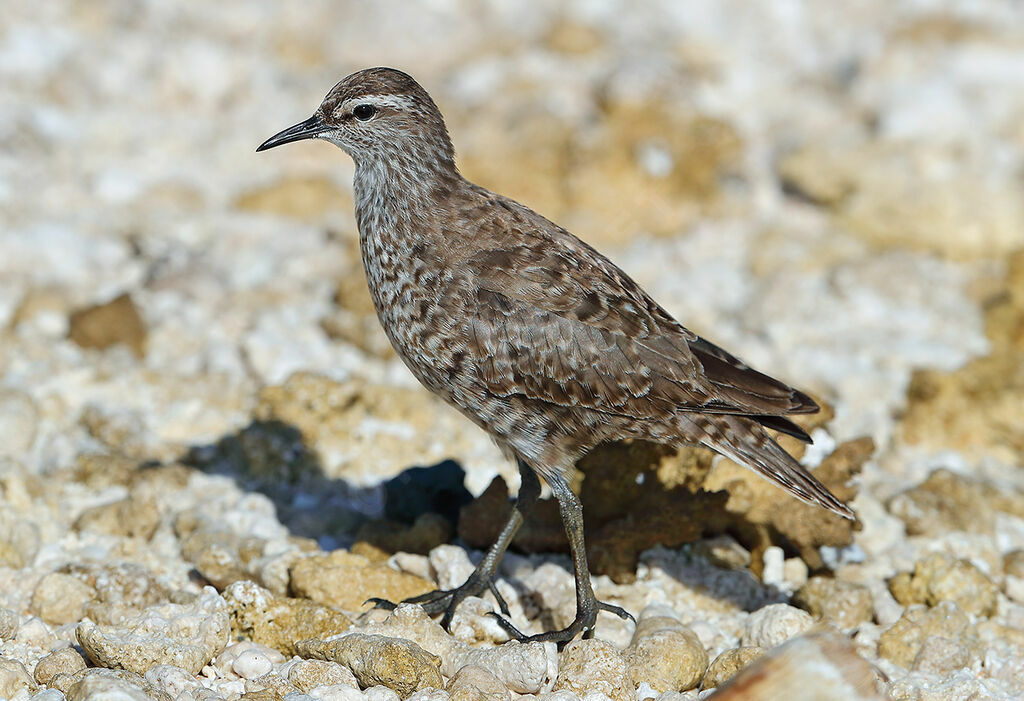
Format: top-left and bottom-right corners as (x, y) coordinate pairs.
(353, 104), (376, 121)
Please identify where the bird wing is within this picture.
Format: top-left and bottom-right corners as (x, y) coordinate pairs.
(461, 214), (815, 420)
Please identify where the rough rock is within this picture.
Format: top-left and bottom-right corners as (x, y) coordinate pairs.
(296, 633), (443, 699)
(287, 659), (360, 692)
(888, 553), (998, 618)
(255, 372), (477, 481)
(793, 577), (873, 630)
(445, 664), (511, 701)
(0, 658), (35, 699)
(33, 647), (89, 686)
(65, 561), (170, 626)
(76, 586), (230, 675)
(701, 647), (765, 690)
(553, 639), (633, 701)
(900, 250), (1024, 464)
(68, 292), (147, 357)
(30, 573), (96, 625)
(741, 604), (815, 649)
(877, 601), (977, 669)
(144, 664), (206, 700)
(64, 668), (173, 701)
(622, 615), (708, 692)
(887, 468), (997, 536)
(72, 491), (161, 540)
(224, 579), (352, 656)
(705, 633), (882, 699)
(290, 550), (433, 612)
(0, 509), (41, 568)
(0, 607), (18, 640)
(349, 605), (556, 695)
(911, 634), (971, 675)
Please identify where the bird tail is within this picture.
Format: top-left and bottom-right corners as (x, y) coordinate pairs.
(696, 414), (855, 520)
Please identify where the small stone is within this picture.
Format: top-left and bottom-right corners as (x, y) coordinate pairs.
(68, 292), (147, 357)
(886, 469), (995, 536)
(406, 689), (450, 701)
(887, 553), (997, 618)
(34, 647), (88, 686)
(224, 580), (352, 656)
(0, 607), (19, 640)
(239, 688), (284, 701)
(877, 601), (971, 669)
(741, 604), (814, 649)
(0, 510), (41, 568)
(701, 633), (881, 699)
(348, 603), (556, 695)
(76, 586), (230, 675)
(1005, 550), (1024, 578)
(72, 492), (160, 540)
(793, 577), (873, 630)
(554, 639), (632, 701)
(30, 573), (96, 625)
(446, 664), (510, 701)
(196, 540), (250, 590)
(144, 664), (204, 699)
(65, 561), (169, 625)
(622, 616), (708, 692)
(0, 658), (35, 698)
(287, 659), (359, 692)
(16, 617), (56, 648)
(296, 633), (443, 699)
(30, 689), (65, 701)
(701, 647), (765, 690)
(290, 550), (432, 612)
(64, 668), (174, 701)
(244, 672), (298, 698)
(912, 635), (970, 675)
(365, 686), (402, 701)
(761, 547), (785, 588)
(234, 650), (275, 679)
(783, 558), (809, 588)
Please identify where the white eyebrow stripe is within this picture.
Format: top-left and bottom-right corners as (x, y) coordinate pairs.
(341, 94), (415, 112)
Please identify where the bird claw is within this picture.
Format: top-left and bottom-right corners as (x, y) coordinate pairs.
(486, 598), (634, 648)
(365, 574), (506, 631)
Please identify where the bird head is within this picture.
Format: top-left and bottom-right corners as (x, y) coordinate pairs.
(257, 67), (455, 167)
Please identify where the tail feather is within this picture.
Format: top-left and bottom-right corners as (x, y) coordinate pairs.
(700, 415), (855, 520)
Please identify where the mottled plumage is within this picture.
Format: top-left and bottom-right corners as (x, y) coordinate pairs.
(258, 67), (854, 644)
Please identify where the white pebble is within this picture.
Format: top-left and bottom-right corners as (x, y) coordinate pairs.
(232, 649), (274, 679)
(365, 686), (401, 701)
(309, 684), (365, 701)
(31, 691), (66, 701)
(761, 546), (785, 587)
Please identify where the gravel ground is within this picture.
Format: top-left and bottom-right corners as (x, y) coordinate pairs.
(2, 1), (1024, 699)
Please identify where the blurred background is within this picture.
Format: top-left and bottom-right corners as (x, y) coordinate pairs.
(3, 1), (1024, 697)
(3, 0), (1021, 485)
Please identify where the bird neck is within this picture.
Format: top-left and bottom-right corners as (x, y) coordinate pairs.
(352, 148), (461, 240)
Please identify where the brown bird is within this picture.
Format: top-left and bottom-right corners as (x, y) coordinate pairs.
(258, 67), (854, 645)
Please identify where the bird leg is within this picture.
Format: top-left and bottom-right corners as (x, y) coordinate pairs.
(368, 459), (540, 631)
(489, 472), (633, 647)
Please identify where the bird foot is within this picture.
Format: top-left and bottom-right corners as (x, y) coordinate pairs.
(488, 599), (633, 648)
(366, 573), (509, 631)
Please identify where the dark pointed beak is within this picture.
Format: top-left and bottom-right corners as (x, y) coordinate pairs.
(256, 115), (326, 152)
